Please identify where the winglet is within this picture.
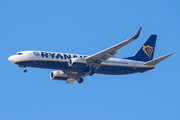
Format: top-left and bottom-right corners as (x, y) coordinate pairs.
(131, 27), (142, 39)
(144, 53), (173, 66)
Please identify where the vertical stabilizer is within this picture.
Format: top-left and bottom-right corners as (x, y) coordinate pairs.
(125, 35), (157, 62)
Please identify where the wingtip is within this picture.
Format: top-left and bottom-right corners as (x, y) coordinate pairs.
(168, 53), (173, 56)
(131, 27), (142, 39)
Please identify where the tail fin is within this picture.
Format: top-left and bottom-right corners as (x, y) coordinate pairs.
(125, 35), (157, 62)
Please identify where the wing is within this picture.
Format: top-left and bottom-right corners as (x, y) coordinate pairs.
(85, 27), (142, 70)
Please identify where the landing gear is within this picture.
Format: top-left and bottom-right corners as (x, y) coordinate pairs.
(88, 67), (96, 76)
(89, 71), (95, 76)
(23, 68), (27, 73)
(18, 65), (27, 73)
(78, 78), (84, 84)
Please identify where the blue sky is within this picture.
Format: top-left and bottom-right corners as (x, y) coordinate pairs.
(1, 0), (180, 119)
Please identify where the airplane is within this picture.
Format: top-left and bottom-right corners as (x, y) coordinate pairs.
(8, 27), (173, 84)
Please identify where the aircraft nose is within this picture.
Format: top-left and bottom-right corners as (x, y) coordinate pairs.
(8, 55), (16, 63)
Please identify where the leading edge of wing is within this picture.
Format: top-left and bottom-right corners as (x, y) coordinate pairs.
(85, 27), (142, 62)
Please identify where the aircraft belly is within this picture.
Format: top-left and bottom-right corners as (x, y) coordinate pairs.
(96, 65), (153, 75)
(15, 60), (87, 71)
(16, 60), (66, 69)
(15, 60), (154, 75)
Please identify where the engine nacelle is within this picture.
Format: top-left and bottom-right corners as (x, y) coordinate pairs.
(50, 70), (68, 80)
(68, 58), (87, 68)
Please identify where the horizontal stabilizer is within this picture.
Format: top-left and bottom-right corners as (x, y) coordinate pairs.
(144, 53), (173, 66)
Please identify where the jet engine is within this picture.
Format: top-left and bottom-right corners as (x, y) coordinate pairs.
(68, 58), (87, 68)
(50, 70), (84, 84)
(50, 70), (68, 80)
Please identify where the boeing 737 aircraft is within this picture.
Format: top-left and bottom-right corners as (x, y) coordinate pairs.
(8, 28), (173, 84)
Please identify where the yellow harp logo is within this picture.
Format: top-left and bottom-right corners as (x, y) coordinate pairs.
(142, 45), (154, 58)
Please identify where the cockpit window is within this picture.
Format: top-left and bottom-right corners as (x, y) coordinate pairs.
(15, 53), (23, 55)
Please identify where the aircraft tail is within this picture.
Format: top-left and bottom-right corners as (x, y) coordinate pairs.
(144, 53), (173, 66)
(125, 35), (157, 62)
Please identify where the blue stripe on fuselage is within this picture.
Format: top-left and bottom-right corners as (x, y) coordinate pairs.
(14, 59), (154, 75)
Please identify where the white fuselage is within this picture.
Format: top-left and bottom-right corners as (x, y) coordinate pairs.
(8, 51), (154, 75)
